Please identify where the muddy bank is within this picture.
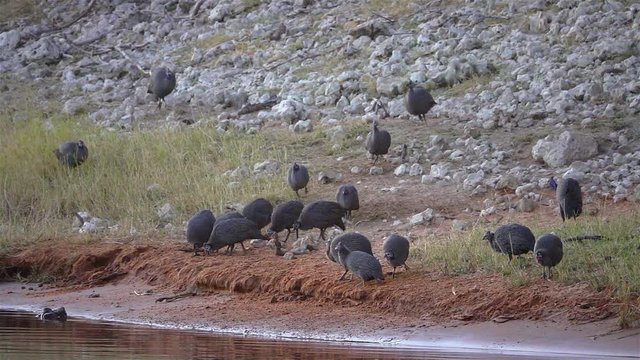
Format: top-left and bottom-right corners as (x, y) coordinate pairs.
(0, 239), (638, 357)
(0, 282), (638, 358)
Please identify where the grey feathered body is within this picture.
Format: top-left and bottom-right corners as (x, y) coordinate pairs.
(296, 201), (345, 232)
(327, 232), (372, 264)
(54, 141), (88, 167)
(365, 122), (391, 159)
(336, 244), (384, 283)
(269, 200), (304, 234)
(288, 163), (309, 196)
(336, 184), (359, 219)
(556, 177), (583, 221)
(406, 84), (436, 120)
(483, 223), (535, 260)
(186, 209), (216, 250)
(148, 67), (176, 101)
(206, 218), (268, 254)
(534, 234), (563, 268)
(242, 198), (273, 229)
(383, 234), (410, 268)
(215, 211), (244, 224)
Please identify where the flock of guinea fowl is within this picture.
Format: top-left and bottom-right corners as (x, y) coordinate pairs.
(52, 66), (590, 285)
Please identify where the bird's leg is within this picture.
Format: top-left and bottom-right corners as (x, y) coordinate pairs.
(404, 263), (410, 271)
(295, 228), (299, 240)
(157, 99), (162, 110)
(508, 254), (513, 263)
(319, 228), (326, 241)
(193, 244), (199, 256)
(392, 267), (396, 279)
(240, 241), (247, 253)
(284, 229), (291, 243)
(542, 267), (547, 280)
(548, 267), (554, 280)
(226, 244), (235, 255)
(304, 186), (308, 194)
(295, 189), (300, 198)
(339, 269), (349, 280)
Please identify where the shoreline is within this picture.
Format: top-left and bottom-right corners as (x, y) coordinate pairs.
(1, 282), (637, 358)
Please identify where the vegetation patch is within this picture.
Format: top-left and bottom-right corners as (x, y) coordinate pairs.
(412, 215), (640, 327)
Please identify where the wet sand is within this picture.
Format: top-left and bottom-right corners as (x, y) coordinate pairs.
(1, 282), (637, 358)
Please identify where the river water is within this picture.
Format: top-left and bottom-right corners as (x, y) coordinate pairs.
(0, 310), (629, 359)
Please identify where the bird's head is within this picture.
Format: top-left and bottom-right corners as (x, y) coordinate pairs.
(535, 250), (545, 265)
(293, 162), (299, 171)
(78, 140), (86, 148)
(292, 221), (300, 230)
(548, 177), (558, 190)
(482, 231), (494, 243)
(384, 250), (394, 261)
(407, 79), (415, 89)
(203, 244), (213, 255)
(266, 228), (275, 238)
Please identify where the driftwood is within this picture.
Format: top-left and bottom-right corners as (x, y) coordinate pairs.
(156, 290), (197, 303)
(237, 98), (278, 116)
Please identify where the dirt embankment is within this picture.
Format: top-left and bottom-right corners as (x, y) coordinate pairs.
(0, 236), (614, 326)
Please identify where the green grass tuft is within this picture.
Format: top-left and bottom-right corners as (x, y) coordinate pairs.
(412, 215), (640, 327)
(0, 114), (295, 251)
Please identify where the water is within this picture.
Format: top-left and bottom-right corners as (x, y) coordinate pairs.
(0, 310), (624, 359)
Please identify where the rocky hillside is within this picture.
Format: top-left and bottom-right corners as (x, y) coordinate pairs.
(1, 0), (639, 206)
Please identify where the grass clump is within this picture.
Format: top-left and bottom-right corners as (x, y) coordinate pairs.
(0, 114), (294, 252)
(412, 215), (640, 327)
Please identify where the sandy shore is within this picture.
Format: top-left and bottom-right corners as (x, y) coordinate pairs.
(1, 282), (637, 358)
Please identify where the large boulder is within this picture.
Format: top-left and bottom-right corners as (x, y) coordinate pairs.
(532, 131), (598, 167)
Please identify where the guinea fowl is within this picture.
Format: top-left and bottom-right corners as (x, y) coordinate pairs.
(293, 200), (345, 241)
(186, 209), (216, 255)
(54, 140), (88, 167)
(148, 67), (176, 109)
(549, 177), (583, 222)
(326, 232), (373, 277)
(383, 234), (410, 278)
(287, 162), (309, 197)
(335, 242), (384, 286)
(534, 234), (564, 280)
(204, 218), (268, 255)
(483, 223), (536, 261)
(242, 198), (273, 229)
(365, 121), (391, 164)
(267, 200), (304, 243)
(406, 80), (436, 121)
(215, 211), (244, 224)
(336, 184), (359, 220)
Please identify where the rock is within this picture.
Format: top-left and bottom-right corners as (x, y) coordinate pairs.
(463, 170), (485, 191)
(633, 184), (640, 202)
(0, 30), (20, 51)
(283, 251), (296, 260)
(63, 97), (86, 115)
(326, 125), (345, 143)
(430, 163), (450, 178)
(274, 99), (306, 124)
(410, 208), (436, 225)
(394, 164), (407, 176)
(146, 183), (164, 199)
(350, 166), (361, 174)
(516, 198), (536, 213)
(409, 164), (424, 176)
(369, 166), (384, 175)
(376, 77), (402, 96)
(22, 37), (63, 63)
(253, 160), (281, 174)
(317, 170), (341, 184)
(532, 131), (599, 167)
(292, 120), (313, 133)
(228, 165), (251, 178)
(250, 239), (267, 248)
(451, 220), (467, 231)
(495, 175), (518, 190)
(157, 203), (176, 222)
(421, 175), (436, 184)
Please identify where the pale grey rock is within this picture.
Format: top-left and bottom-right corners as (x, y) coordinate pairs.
(430, 163), (450, 179)
(410, 208), (436, 225)
(157, 203), (176, 222)
(369, 166), (384, 175)
(394, 164), (408, 176)
(495, 175), (518, 190)
(451, 219), (467, 231)
(463, 170), (485, 191)
(350, 166), (361, 174)
(253, 160), (281, 174)
(376, 76), (402, 96)
(22, 38), (63, 63)
(409, 164), (424, 176)
(0, 30), (20, 51)
(317, 169), (341, 183)
(63, 97), (86, 115)
(421, 175), (436, 184)
(532, 131), (598, 167)
(516, 198), (536, 213)
(292, 120), (313, 133)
